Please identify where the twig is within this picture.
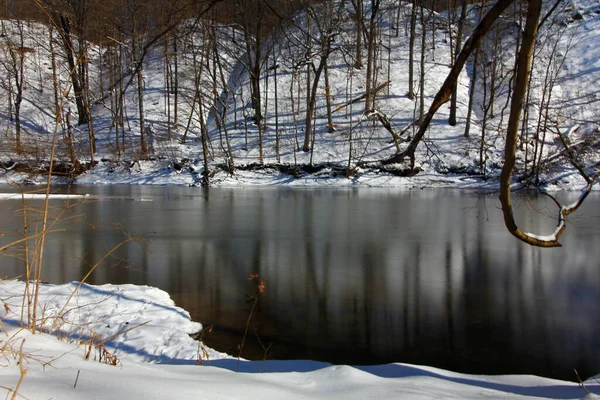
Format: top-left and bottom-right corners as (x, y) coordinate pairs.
(574, 369), (590, 394)
(11, 339), (27, 400)
(237, 296), (257, 370)
(73, 370), (80, 389)
(102, 320), (150, 343)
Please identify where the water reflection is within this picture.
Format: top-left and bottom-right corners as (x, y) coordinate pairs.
(1, 186), (599, 381)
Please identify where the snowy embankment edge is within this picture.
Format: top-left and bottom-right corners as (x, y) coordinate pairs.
(1, 159), (597, 192)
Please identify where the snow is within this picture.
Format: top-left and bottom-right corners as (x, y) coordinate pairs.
(524, 222), (564, 241)
(2, 279), (599, 400)
(0, 193), (88, 200)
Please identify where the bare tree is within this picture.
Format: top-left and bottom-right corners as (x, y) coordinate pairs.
(1, 20), (27, 152)
(302, 1), (343, 154)
(128, 1), (149, 156)
(448, 0), (467, 126)
(408, 0), (417, 100)
(364, 0), (381, 112)
(192, 30), (211, 185)
(497, 0), (596, 247)
(417, 2), (434, 122)
(38, 0), (91, 127)
(350, 0), (364, 69)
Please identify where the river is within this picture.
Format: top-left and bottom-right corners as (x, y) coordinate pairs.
(1, 185), (599, 381)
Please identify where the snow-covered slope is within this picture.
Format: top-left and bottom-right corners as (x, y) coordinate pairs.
(0, 0), (597, 189)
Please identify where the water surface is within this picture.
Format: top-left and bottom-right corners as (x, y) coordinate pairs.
(1, 185), (599, 381)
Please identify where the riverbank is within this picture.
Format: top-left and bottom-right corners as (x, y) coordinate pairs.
(1, 156), (597, 192)
(2, 279), (599, 399)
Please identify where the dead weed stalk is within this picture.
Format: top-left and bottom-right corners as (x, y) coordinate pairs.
(237, 273), (266, 369)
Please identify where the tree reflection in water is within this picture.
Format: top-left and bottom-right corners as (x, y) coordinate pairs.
(1, 186), (599, 381)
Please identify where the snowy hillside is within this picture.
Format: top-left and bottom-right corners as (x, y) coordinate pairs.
(0, 0), (596, 188)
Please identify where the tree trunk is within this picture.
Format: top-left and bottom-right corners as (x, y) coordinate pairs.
(449, 0), (467, 126)
(67, 110), (76, 166)
(418, 4), (427, 122)
(324, 64), (334, 133)
(7, 20), (26, 153)
(81, 41), (95, 157)
(303, 9), (314, 152)
(165, 36), (172, 141)
(58, 15), (89, 126)
(11, 55), (23, 153)
(464, 45), (479, 138)
(354, 0), (363, 68)
(498, 0), (565, 247)
(173, 32), (179, 127)
(49, 26), (60, 123)
(273, 50), (280, 162)
(196, 72), (210, 185)
(137, 66), (147, 155)
(304, 57), (328, 158)
(364, 0), (380, 112)
(408, 1), (417, 100)
(133, 30), (147, 156)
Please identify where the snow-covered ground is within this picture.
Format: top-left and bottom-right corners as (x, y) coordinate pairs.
(0, 192), (88, 200)
(0, 0), (598, 190)
(2, 280), (599, 400)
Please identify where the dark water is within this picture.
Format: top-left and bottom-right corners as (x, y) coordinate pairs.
(1, 185), (599, 381)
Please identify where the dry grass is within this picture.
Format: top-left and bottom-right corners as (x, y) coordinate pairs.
(1, 330), (36, 400)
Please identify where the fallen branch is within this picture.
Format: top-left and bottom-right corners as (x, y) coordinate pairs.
(332, 81), (390, 113)
(365, 109), (410, 152)
(556, 125), (596, 184)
